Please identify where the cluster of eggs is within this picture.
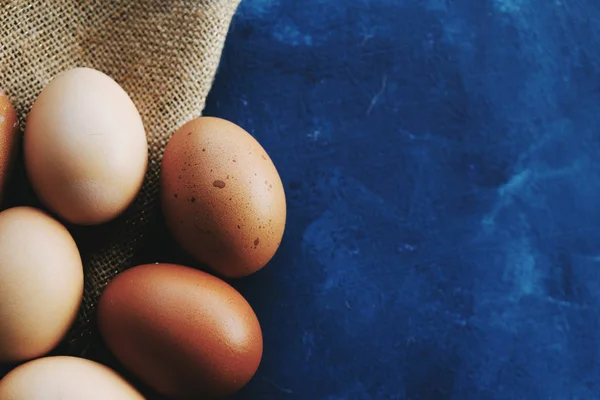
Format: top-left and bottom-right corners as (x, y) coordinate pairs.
(0, 68), (286, 399)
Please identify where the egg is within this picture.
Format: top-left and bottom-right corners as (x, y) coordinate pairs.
(0, 356), (145, 399)
(24, 67), (148, 225)
(0, 207), (83, 363)
(0, 91), (18, 201)
(98, 263), (263, 399)
(160, 117), (286, 277)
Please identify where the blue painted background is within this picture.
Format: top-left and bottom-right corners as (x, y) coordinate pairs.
(202, 0), (600, 399)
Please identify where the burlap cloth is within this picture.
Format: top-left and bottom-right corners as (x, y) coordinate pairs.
(0, 0), (241, 354)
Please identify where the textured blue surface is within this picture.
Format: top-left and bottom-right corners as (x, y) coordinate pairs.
(203, 1), (600, 399)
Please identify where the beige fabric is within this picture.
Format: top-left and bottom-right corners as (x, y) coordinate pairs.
(0, 0), (240, 353)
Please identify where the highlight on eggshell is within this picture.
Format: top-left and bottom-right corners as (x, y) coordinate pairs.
(24, 67), (148, 226)
(160, 116), (287, 278)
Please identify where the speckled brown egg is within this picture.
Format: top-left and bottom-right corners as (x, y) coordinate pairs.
(97, 263), (263, 400)
(0, 91), (19, 201)
(0, 356), (145, 400)
(0, 207), (83, 363)
(160, 117), (286, 278)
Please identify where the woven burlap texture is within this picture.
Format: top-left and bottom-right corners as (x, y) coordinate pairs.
(0, 0), (241, 352)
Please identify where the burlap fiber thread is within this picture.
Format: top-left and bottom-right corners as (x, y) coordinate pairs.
(0, 0), (241, 352)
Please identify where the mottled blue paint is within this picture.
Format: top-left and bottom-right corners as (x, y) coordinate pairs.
(203, 0), (600, 399)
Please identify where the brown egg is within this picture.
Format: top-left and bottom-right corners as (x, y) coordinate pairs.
(98, 263), (263, 400)
(24, 67), (148, 225)
(0, 91), (18, 201)
(0, 356), (145, 400)
(0, 207), (83, 363)
(161, 117), (286, 278)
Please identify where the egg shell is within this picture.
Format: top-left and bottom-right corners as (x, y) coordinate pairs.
(160, 117), (286, 278)
(97, 263), (263, 400)
(0, 207), (83, 363)
(24, 67), (148, 225)
(0, 91), (19, 202)
(0, 356), (145, 400)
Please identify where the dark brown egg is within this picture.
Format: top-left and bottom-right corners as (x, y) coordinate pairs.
(160, 117), (286, 278)
(0, 91), (19, 202)
(97, 263), (263, 400)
